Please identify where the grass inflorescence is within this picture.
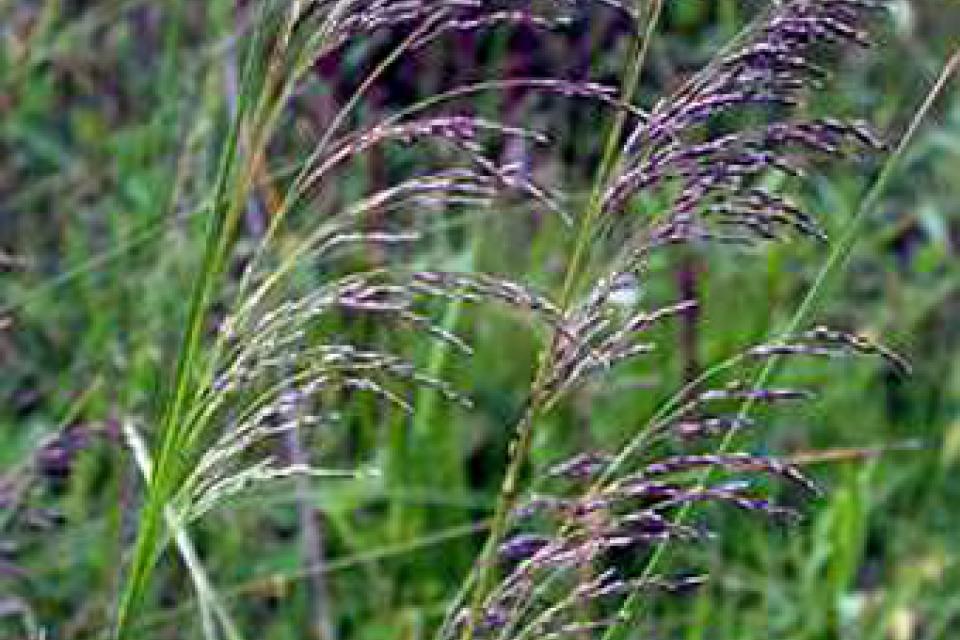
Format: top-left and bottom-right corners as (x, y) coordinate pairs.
(2, 1), (959, 639)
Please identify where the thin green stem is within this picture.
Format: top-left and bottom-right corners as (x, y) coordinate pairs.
(113, 7), (271, 637)
(460, 2), (662, 636)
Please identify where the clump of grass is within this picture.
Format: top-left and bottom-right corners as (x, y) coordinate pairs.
(103, 1), (959, 639)
(454, 2), (897, 637)
(113, 2), (636, 637)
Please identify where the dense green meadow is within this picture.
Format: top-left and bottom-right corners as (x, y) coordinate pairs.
(1, 1), (959, 639)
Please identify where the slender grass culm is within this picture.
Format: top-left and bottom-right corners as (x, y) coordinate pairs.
(96, 1), (959, 639)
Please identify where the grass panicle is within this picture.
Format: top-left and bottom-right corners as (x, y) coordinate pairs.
(5, 1), (953, 639)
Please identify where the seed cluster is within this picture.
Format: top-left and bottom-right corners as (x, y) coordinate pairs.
(171, 0), (649, 530)
(444, 2), (893, 638)
(601, 0), (887, 248)
(146, 1), (900, 635)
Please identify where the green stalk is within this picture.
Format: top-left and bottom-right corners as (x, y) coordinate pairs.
(461, 1), (662, 635)
(113, 9), (269, 636)
(123, 422), (245, 640)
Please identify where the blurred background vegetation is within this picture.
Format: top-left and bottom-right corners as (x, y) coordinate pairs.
(1, 1), (958, 639)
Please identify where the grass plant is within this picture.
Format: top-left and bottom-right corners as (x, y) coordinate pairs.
(2, 2), (959, 639)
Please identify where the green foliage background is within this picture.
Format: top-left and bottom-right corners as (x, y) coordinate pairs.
(1, 1), (958, 639)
